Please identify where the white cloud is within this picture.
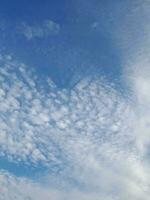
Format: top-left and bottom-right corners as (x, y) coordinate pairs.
(0, 51), (150, 199)
(116, 0), (150, 156)
(0, 170), (117, 200)
(1, 1), (150, 199)
(0, 56), (132, 166)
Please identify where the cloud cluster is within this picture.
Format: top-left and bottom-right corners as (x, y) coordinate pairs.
(0, 54), (133, 165)
(0, 53), (150, 199)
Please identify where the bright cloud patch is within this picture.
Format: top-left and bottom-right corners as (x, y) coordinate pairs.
(0, 54), (150, 199)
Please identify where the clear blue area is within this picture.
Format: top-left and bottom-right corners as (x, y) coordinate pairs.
(0, 0), (127, 88)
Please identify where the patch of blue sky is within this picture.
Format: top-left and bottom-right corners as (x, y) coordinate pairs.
(0, 157), (47, 179)
(0, 0), (126, 90)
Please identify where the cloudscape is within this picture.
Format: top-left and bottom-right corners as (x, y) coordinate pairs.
(0, 0), (150, 199)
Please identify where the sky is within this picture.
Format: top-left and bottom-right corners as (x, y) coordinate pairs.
(1, 0), (150, 200)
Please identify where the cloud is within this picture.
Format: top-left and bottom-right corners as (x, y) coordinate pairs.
(20, 20), (60, 40)
(1, 1), (150, 199)
(116, 0), (150, 156)
(0, 54), (132, 166)
(0, 170), (115, 200)
(0, 53), (150, 199)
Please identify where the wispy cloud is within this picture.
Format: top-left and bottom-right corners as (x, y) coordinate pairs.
(20, 20), (60, 40)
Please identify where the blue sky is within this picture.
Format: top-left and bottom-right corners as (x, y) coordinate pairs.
(0, 0), (125, 88)
(1, 1), (150, 200)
